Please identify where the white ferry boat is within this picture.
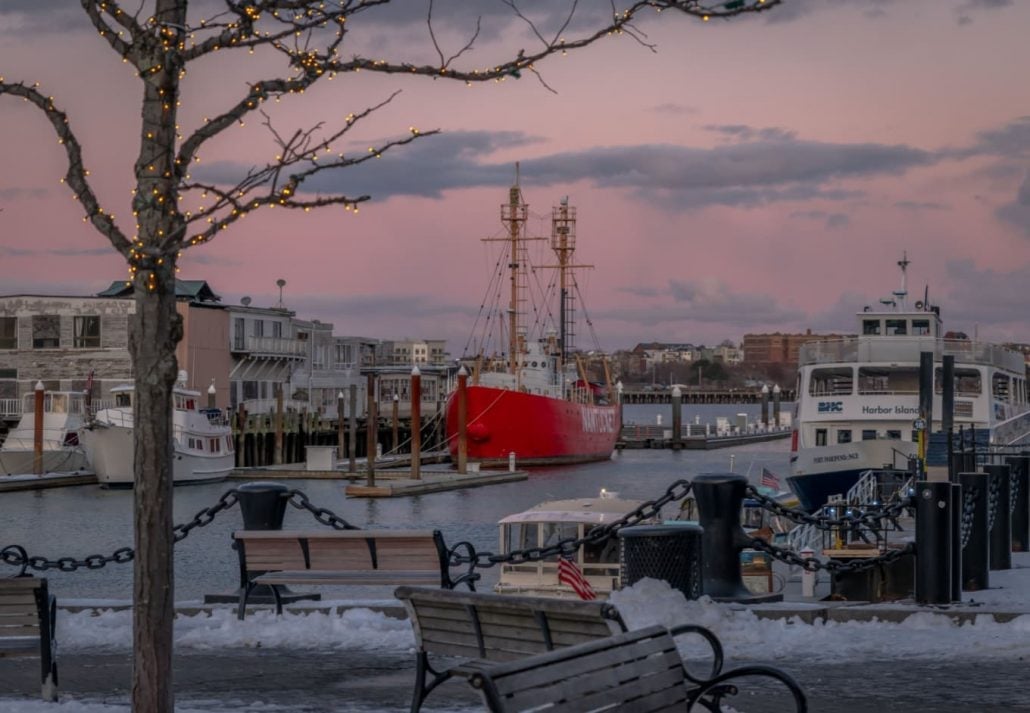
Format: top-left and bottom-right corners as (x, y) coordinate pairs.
(789, 256), (1030, 511)
(81, 373), (234, 487)
(495, 490), (652, 599)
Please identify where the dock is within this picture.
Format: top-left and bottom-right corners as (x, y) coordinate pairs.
(616, 427), (791, 450)
(343, 467), (527, 497)
(0, 471), (97, 492)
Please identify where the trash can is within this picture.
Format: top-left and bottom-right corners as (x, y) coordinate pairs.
(619, 524), (703, 600)
(236, 481), (289, 530)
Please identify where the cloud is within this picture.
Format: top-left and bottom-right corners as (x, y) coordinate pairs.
(995, 171), (1030, 237)
(894, 200), (947, 211)
(603, 278), (804, 329)
(0, 187), (47, 201)
(964, 117), (1030, 160)
(789, 210), (850, 229)
(704, 125), (797, 142)
(199, 128), (932, 211)
(937, 259), (1030, 333)
(0, 245), (108, 258)
(652, 103), (698, 116)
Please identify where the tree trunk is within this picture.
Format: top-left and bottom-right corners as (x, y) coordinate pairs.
(130, 274), (181, 713)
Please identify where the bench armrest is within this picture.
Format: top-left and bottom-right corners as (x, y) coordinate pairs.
(446, 540), (481, 591)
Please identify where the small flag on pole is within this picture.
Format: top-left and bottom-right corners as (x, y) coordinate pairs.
(557, 555), (596, 601)
(761, 467), (780, 490)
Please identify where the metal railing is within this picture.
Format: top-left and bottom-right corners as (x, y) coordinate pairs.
(799, 337), (1025, 372)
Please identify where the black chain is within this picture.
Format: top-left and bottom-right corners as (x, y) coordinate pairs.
(450, 479), (693, 570)
(745, 484), (911, 532)
(3, 488), (240, 574)
(987, 470), (1000, 532)
(960, 485), (977, 551)
(287, 489), (360, 530)
(749, 536), (915, 574)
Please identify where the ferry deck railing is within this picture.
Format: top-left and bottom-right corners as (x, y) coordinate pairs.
(799, 337), (1025, 373)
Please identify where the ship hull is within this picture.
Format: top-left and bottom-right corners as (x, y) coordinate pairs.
(445, 385), (620, 466)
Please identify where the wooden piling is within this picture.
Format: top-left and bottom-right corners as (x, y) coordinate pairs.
(411, 367), (421, 481)
(274, 383), (284, 465)
(366, 373), (376, 486)
(348, 384), (357, 474)
(457, 366), (468, 474)
(391, 394), (399, 454)
(337, 392), (346, 461)
(33, 381), (44, 475)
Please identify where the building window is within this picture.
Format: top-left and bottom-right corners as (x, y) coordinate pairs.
(0, 317), (16, 349)
(73, 315), (101, 348)
(836, 430), (852, 444)
(233, 318), (246, 350)
(272, 321), (282, 338)
(253, 319), (264, 338)
(0, 368), (16, 399)
(32, 315), (60, 348)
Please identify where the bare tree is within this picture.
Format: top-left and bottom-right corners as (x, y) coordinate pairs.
(0, 0), (779, 710)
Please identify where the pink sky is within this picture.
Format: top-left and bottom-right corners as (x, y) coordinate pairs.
(2, 1), (1029, 356)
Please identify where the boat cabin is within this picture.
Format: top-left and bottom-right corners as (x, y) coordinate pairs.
(495, 491), (650, 599)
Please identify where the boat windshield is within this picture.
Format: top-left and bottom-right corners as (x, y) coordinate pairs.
(115, 392), (132, 407)
(582, 526), (619, 563)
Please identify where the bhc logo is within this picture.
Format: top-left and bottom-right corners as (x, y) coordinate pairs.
(817, 401), (843, 413)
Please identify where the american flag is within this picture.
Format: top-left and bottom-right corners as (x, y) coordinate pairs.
(557, 556), (596, 601)
(760, 468), (780, 490)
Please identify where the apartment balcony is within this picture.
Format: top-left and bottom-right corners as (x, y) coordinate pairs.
(232, 336), (307, 358)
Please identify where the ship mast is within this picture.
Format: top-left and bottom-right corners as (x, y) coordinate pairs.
(894, 251), (910, 310)
(542, 197), (592, 377)
(499, 165), (529, 377)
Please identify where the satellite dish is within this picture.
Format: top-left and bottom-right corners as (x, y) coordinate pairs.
(276, 279), (286, 288)
(241, 296), (252, 306)
(915, 300), (924, 310)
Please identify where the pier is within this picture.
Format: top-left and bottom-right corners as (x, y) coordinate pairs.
(619, 387), (796, 405)
(616, 425), (791, 450)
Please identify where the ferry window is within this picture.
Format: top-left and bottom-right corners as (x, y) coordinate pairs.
(858, 367), (919, 395)
(210, 438), (221, 453)
(861, 430), (877, 441)
(0, 317), (16, 349)
(911, 431), (919, 442)
(886, 430), (902, 440)
(993, 373), (1011, 402)
(912, 319), (931, 336)
(862, 320), (881, 335)
(885, 319), (907, 336)
(809, 367), (853, 396)
(815, 429), (827, 446)
(837, 430), (852, 444)
(73, 316), (101, 348)
(32, 315), (60, 348)
(935, 367), (982, 395)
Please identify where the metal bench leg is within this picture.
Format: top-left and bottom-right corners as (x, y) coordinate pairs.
(238, 582), (254, 621)
(271, 584), (284, 616)
(410, 652), (452, 713)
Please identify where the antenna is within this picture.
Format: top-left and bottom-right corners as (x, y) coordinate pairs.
(276, 279), (286, 309)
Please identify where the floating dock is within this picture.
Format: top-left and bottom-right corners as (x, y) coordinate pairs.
(344, 467), (527, 497)
(0, 471), (97, 492)
(616, 429), (791, 451)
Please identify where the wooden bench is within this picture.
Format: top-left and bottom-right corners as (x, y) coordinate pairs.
(394, 585), (628, 713)
(232, 529), (477, 620)
(0, 577), (58, 701)
(468, 623), (808, 713)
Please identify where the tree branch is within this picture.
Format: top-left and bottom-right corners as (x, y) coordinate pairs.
(0, 81), (132, 255)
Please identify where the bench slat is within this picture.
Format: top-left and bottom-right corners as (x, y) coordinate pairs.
(235, 530), (439, 539)
(0, 623), (44, 637)
(0, 594), (38, 607)
(254, 571), (440, 585)
(0, 613), (42, 627)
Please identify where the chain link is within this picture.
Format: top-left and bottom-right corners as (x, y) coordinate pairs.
(749, 536), (915, 574)
(745, 484), (911, 532)
(450, 479), (693, 570)
(287, 489), (360, 530)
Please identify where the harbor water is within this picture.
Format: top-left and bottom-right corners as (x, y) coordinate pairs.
(3, 404), (789, 602)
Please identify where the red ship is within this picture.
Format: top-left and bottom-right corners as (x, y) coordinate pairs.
(445, 172), (621, 466)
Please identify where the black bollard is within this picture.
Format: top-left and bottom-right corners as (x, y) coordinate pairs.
(985, 463), (1012, 571)
(914, 481), (952, 605)
(236, 481), (290, 530)
(692, 473), (781, 603)
(958, 472), (989, 591)
(1007, 455), (1030, 552)
(950, 482), (962, 602)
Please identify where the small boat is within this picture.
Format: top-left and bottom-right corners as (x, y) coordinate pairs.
(81, 373), (234, 487)
(789, 254), (1030, 511)
(444, 171), (621, 467)
(494, 490), (655, 599)
(0, 391), (90, 476)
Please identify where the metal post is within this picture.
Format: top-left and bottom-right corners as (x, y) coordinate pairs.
(914, 480), (951, 605)
(348, 384), (357, 474)
(958, 471), (989, 591)
(760, 384), (769, 428)
(207, 382), (217, 409)
(336, 392), (345, 461)
(1007, 454), (1030, 552)
(800, 547), (816, 598)
(366, 373), (376, 487)
(917, 351), (934, 477)
(410, 367), (421, 481)
(456, 367), (468, 474)
(772, 384), (781, 428)
(941, 356), (954, 480)
(32, 381), (44, 475)
(670, 386), (683, 450)
(950, 482), (962, 601)
(391, 394), (399, 453)
(273, 383), (284, 466)
(691, 473), (779, 602)
(985, 463), (1011, 570)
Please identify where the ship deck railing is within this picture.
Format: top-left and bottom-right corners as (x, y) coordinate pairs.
(798, 337), (1024, 372)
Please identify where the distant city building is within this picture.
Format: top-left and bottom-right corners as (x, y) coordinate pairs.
(381, 338), (449, 366)
(742, 330), (850, 368)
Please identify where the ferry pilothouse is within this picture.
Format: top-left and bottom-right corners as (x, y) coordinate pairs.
(788, 255), (1030, 512)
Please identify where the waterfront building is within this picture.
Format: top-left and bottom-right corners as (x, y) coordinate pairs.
(742, 330), (849, 370)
